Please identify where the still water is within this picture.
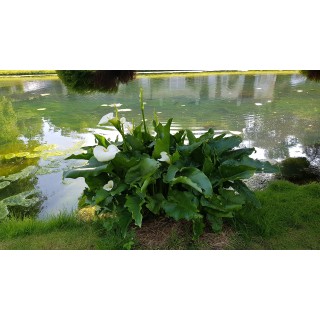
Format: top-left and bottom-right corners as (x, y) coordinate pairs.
(1, 72), (320, 218)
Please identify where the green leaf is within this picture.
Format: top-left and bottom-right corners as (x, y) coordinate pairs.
(163, 190), (199, 221)
(110, 183), (128, 196)
(64, 157), (113, 179)
(163, 165), (180, 183)
(202, 157), (214, 176)
(171, 150), (180, 164)
(192, 215), (205, 239)
(65, 152), (92, 160)
(238, 156), (280, 173)
(177, 141), (203, 156)
(206, 214), (223, 232)
(178, 167), (213, 197)
(125, 157), (160, 185)
(125, 134), (145, 151)
(186, 129), (196, 144)
(152, 118), (173, 159)
(173, 130), (186, 145)
(219, 160), (256, 181)
(111, 152), (140, 170)
(210, 135), (242, 155)
(220, 148), (255, 162)
(0, 202), (9, 219)
(200, 196), (227, 212)
(232, 180), (261, 208)
(196, 128), (214, 143)
(141, 176), (155, 194)
(145, 193), (165, 214)
(125, 195), (144, 227)
(94, 134), (110, 148)
(219, 189), (245, 211)
(171, 176), (203, 193)
(94, 188), (109, 204)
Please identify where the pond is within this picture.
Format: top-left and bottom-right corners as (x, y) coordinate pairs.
(1, 71), (320, 219)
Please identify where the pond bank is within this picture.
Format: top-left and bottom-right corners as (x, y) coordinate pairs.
(1, 179), (320, 250)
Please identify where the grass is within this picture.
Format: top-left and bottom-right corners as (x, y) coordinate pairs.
(0, 213), (132, 250)
(230, 180), (320, 249)
(1, 180), (320, 250)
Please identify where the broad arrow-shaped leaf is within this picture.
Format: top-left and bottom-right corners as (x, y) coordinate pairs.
(125, 195), (144, 227)
(163, 190), (199, 221)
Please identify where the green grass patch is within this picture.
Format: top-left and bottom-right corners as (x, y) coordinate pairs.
(231, 180), (320, 249)
(0, 213), (132, 250)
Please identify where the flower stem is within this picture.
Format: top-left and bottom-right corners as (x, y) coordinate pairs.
(140, 88), (148, 134)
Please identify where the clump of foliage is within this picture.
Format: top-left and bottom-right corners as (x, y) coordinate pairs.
(56, 70), (135, 93)
(300, 70), (320, 82)
(278, 157), (318, 183)
(64, 89), (278, 238)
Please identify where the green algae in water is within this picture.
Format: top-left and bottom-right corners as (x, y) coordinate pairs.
(2, 190), (39, 207)
(0, 166), (37, 182)
(0, 190), (40, 220)
(33, 144), (57, 152)
(0, 202), (9, 219)
(0, 181), (10, 190)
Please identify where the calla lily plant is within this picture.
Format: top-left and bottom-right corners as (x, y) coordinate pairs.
(64, 88), (279, 239)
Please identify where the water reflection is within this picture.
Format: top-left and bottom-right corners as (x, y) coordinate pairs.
(1, 72), (320, 217)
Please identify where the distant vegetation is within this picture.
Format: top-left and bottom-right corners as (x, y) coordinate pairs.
(0, 70), (55, 75)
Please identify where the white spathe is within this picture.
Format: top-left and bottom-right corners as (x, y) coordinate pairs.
(158, 151), (171, 164)
(93, 145), (120, 162)
(103, 180), (114, 191)
(98, 112), (114, 125)
(123, 121), (133, 133)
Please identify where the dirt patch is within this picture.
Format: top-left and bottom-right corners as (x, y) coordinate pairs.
(134, 217), (234, 250)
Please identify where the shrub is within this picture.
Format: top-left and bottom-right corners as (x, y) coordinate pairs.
(64, 89), (278, 238)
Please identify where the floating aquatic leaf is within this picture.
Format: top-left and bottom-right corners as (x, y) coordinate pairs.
(2, 190), (39, 207)
(33, 144), (57, 152)
(2, 166), (37, 182)
(0, 181), (10, 190)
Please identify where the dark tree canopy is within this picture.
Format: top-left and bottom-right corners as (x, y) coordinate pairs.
(56, 70), (136, 93)
(300, 70), (320, 82)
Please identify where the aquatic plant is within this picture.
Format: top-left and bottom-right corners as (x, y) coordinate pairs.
(64, 89), (278, 238)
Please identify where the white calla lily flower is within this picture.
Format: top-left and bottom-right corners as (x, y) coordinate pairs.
(103, 180), (114, 191)
(98, 112), (114, 125)
(158, 151), (171, 164)
(93, 145), (120, 162)
(123, 121), (134, 133)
